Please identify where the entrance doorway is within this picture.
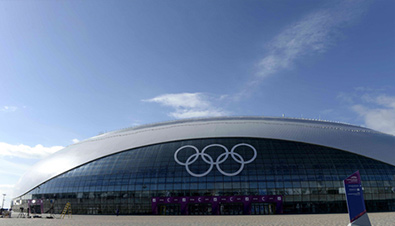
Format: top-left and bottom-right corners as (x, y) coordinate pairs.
(219, 203), (243, 215)
(158, 204), (181, 215)
(251, 203), (276, 215)
(188, 203), (212, 215)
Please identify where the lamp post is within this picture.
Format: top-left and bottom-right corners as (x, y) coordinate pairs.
(1, 194), (5, 209)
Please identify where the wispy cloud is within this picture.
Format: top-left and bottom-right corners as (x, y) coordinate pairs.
(0, 158), (30, 176)
(352, 94), (395, 136)
(237, 0), (369, 99)
(0, 143), (59, 206)
(0, 106), (18, 112)
(0, 142), (64, 159)
(338, 87), (395, 136)
(143, 93), (229, 119)
(131, 120), (142, 127)
(0, 158), (32, 205)
(72, 138), (80, 144)
(145, 1), (370, 116)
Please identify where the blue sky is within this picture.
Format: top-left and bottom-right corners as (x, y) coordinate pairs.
(0, 0), (394, 208)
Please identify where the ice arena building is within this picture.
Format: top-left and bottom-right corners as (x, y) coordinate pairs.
(11, 117), (395, 215)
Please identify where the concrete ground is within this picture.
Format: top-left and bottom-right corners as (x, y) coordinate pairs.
(1, 212), (394, 226)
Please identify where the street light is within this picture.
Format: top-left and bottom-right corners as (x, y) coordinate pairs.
(1, 194), (5, 209)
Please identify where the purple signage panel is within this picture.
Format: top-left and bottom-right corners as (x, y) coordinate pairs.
(27, 199), (44, 214)
(152, 195), (283, 215)
(344, 171), (367, 223)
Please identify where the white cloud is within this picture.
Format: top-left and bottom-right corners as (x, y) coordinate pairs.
(169, 109), (225, 119)
(0, 159), (34, 207)
(337, 92), (355, 104)
(0, 143), (64, 206)
(0, 158), (30, 176)
(144, 93), (229, 119)
(0, 106), (18, 112)
(376, 95), (395, 108)
(229, 1), (369, 100)
(352, 94), (395, 136)
(0, 142), (64, 159)
(131, 119), (142, 127)
(256, 1), (367, 79)
(145, 93), (210, 109)
(72, 138), (80, 144)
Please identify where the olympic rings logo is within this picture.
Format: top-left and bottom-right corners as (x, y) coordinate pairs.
(174, 143), (257, 177)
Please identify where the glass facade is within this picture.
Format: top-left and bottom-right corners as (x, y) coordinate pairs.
(13, 138), (395, 215)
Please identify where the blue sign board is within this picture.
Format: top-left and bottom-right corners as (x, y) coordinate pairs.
(343, 171), (367, 223)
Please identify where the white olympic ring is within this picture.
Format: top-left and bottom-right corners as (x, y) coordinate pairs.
(174, 143), (257, 177)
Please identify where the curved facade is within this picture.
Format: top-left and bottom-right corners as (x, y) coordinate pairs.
(12, 117), (395, 215)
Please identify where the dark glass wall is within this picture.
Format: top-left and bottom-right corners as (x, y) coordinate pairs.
(13, 138), (395, 214)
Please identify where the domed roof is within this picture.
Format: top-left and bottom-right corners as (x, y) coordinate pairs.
(14, 117), (395, 197)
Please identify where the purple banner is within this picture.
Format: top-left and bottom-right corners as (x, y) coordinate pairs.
(152, 195), (283, 215)
(28, 199), (44, 214)
(344, 171), (367, 223)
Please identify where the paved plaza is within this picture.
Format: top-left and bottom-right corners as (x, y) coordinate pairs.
(1, 212), (395, 226)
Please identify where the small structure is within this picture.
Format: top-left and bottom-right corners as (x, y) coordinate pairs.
(344, 171), (371, 226)
(17, 207), (26, 218)
(28, 199), (44, 217)
(60, 202), (72, 219)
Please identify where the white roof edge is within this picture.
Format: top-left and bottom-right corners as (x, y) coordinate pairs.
(13, 117), (395, 198)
